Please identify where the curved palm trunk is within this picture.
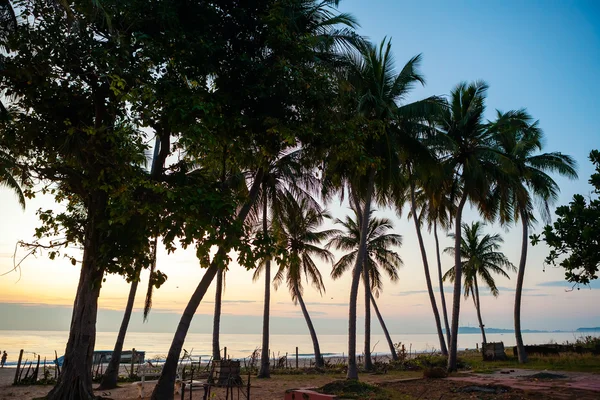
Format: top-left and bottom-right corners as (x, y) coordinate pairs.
(434, 223), (452, 348)
(472, 281), (486, 346)
(98, 267), (141, 390)
(150, 262), (219, 400)
(370, 292), (397, 361)
(46, 197), (107, 400)
(295, 282), (323, 367)
(151, 169), (264, 400)
(347, 168), (375, 380)
(258, 194), (271, 378)
(448, 194), (468, 372)
(212, 268), (223, 361)
(99, 136), (162, 391)
(363, 264), (373, 370)
(409, 179), (448, 355)
(514, 215), (529, 363)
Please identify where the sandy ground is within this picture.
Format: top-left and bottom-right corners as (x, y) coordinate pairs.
(2, 367), (600, 399)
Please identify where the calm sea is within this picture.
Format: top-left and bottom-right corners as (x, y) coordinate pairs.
(0, 330), (597, 366)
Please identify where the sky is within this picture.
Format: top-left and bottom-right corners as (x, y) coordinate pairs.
(1, 0), (599, 336)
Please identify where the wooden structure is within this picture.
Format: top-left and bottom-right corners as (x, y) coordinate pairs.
(212, 360), (242, 386)
(482, 342), (507, 361)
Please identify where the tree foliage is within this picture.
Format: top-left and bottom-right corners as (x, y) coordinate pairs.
(533, 150), (600, 284)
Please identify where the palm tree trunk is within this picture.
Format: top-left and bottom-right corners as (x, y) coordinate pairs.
(151, 169), (264, 400)
(212, 268), (223, 361)
(258, 193), (271, 378)
(363, 264), (373, 370)
(347, 168), (375, 380)
(370, 292), (397, 361)
(100, 136), (162, 390)
(473, 280), (486, 346)
(150, 261), (219, 400)
(98, 266), (141, 390)
(434, 223), (452, 347)
(295, 282), (323, 368)
(514, 214), (529, 363)
(409, 178), (448, 355)
(448, 194), (468, 372)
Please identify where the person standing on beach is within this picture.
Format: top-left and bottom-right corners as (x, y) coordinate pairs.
(1, 351), (7, 367)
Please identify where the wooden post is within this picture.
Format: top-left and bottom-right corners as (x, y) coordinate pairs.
(224, 347), (227, 360)
(13, 349), (23, 385)
(43, 357), (47, 381)
(33, 355), (40, 383)
(296, 347), (298, 369)
(247, 370), (251, 399)
(130, 348), (136, 379)
(189, 361), (193, 400)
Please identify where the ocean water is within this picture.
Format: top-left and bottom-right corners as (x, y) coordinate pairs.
(0, 330), (596, 366)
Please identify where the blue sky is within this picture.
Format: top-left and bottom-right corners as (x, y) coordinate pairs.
(0, 0), (599, 337)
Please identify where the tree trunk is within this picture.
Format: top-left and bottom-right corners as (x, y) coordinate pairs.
(363, 263), (372, 370)
(150, 262), (219, 400)
(151, 169), (264, 400)
(295, 282), (323, 368)
(409, 178), (448, 356)
(347, 168), (375, 380)
(212, 268), (223, 361)
(46, 198), (106, 400)
(98, 266), (141, 390)
(370, 292), (397, 361)
(514, 214), (529, 363)
(434, 223), (451, 347)
(473, 281), (486, 346)
(448, 194), (468, 372)
(258, 193), (271, 378)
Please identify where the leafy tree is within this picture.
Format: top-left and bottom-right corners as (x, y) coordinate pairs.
(0, 2), (164, 397)
(151, 1), (354, 397)
(443, 222), (515, 346)
(271, 192), (335, 367)
(533, 150), (598, 285)
(489, 109), (577, 363)
(327, 210), (403, 362)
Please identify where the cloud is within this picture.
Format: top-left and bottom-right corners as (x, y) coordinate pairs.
(495, 286), (537, 292)
(288, 310), (328, 316)
(536, 281), (600, 289)
(394, 286), (454, 296)
(277, 301), (347, 307)
(205, 300), (256, 304)
(412, 304), (424, 307)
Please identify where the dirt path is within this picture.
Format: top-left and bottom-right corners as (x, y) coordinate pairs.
(1, 368), (600, 399)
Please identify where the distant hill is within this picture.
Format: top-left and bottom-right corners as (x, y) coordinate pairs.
(444, 327), (552, 334)
(576, 327), (600, 332)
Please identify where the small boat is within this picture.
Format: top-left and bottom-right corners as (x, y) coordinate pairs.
(56, 350), (145, 367)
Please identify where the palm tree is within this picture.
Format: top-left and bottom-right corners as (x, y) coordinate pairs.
(99, 135), (166, 390)
(250, 149), (322, 377)
(443, 222), (515, 346)
(327, 210), (403, 364)
(488, 110), (577, 362)
(435, 81), (506, 371)
(336, 37), (438, 380)
(412, 179), (456, 348)
(271, 192), (335, 368)
(0, 147), (26, 209)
